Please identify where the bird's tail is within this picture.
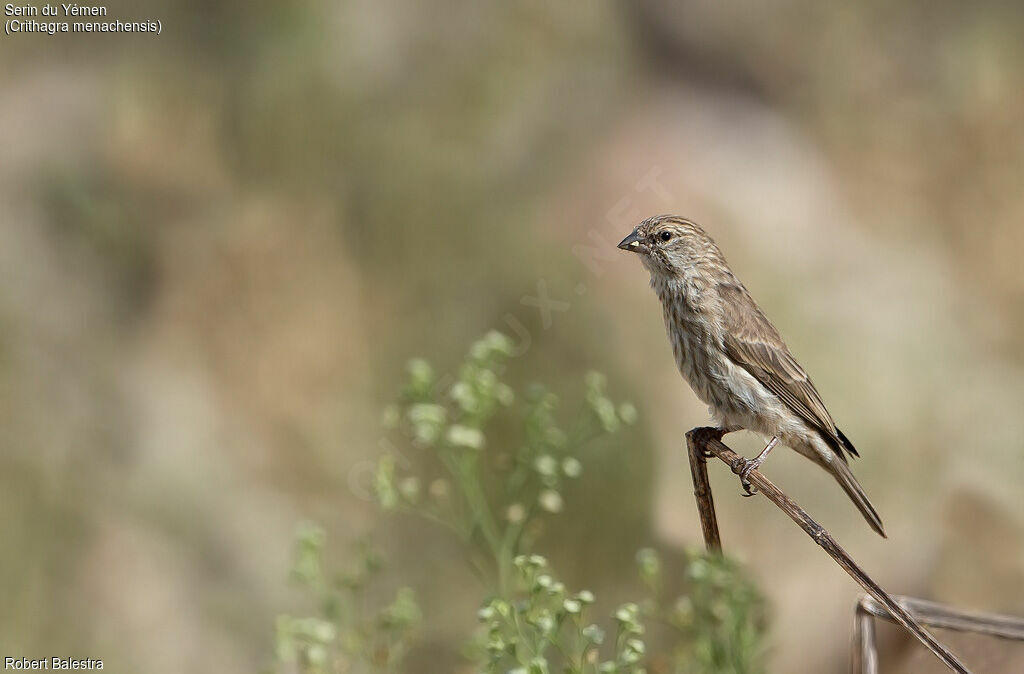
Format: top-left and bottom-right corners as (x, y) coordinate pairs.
(828, 459), (886, 538)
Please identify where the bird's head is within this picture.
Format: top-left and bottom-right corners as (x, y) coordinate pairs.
(617, 215), (723, 278)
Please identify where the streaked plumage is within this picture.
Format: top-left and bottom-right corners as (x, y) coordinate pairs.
(618, 215), (885, 537)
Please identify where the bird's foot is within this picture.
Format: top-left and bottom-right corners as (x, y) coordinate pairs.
(730, 436), (778, 497)
(698, 426), (739, 458)
(730, 457), (761, 497)
(739, 461), (759, 496)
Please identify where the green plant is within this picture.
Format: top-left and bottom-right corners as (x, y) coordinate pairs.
(373, 331), (636, 594)
(636, 548), (768, 674)
(274, 331), (769, 674)
(275, 524), (421, 674)
(478, 554), (647, 674)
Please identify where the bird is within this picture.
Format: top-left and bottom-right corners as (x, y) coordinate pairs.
(617, 214), (885, 537)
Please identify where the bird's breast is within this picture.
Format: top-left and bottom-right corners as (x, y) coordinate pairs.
(658, 294), (724, 404)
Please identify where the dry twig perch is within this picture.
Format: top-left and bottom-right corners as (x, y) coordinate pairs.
(685, 426), (971, 674)
(853, 594), (1024, 674)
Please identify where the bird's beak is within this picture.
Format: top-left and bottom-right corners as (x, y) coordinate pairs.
(617, 230), (650, 255)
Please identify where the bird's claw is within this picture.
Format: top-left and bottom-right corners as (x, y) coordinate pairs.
(740, 472), (758, 497)
(732, 458), (760, 496)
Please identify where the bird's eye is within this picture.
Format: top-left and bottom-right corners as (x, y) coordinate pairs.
(658, 231), (673, 242)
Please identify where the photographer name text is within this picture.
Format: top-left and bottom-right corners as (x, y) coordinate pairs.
(4, 658), (102, 670)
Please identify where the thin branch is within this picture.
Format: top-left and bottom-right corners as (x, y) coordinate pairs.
(684, 426), (971, 674)
(859, 594), (1024, 640)
(685, 430), (722, 552)
(853, 602), (879, 674)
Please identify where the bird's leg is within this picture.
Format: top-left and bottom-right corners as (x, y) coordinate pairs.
(734, 436), (779, 496)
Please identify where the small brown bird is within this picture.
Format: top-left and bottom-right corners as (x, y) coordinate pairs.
(618, 215), (885, 537)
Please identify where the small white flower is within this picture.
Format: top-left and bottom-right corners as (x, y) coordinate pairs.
(446, 424), (484, 450)
(506, 503), (526, 524)
(561, 457), (582, 478)
(538, 489), (563, 513)
(534, 454), (558, 477)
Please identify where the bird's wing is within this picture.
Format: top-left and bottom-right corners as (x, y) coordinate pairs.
(717, 283), (849, 456)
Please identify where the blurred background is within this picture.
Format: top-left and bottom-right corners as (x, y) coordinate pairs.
(3, 0), (1024, 671)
